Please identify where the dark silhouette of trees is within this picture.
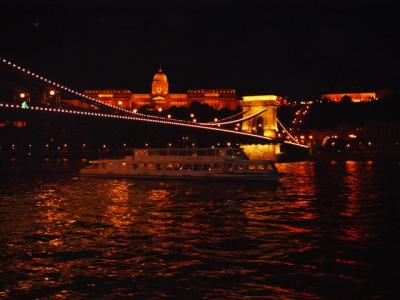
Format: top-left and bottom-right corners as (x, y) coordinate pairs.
(341, 95), (352, 104)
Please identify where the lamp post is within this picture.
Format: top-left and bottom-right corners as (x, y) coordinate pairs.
(45, 89), (60, 107)
(15, 92), (30, 108)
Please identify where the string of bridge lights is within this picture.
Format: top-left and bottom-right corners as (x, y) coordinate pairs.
(0, 102), (286, 143)
(199, 108), (268, 126)
(0, 56), (309, 148)
(282, 140), (309, 148)
(277, 118), (302, 146)
(0, 56), (196, 125)
(200, 108), (250, 125)
(0, 56), (284, 129)
(1, 56), (271, 128)
(284, 105), (312, 145)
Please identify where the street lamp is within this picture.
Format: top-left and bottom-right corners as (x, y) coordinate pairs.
(17, 92), (30, 108)
(46, 89), (60, 107)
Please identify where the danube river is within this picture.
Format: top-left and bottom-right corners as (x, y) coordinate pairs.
(0, 160), (398, 299)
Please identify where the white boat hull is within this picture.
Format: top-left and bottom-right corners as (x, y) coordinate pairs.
(80, 148), (280, 182)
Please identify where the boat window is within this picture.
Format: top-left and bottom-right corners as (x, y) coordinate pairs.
(248, 165), (256, 171)
(156, 163), (162, 170)
(225, 163), (233, 172)
(174, 163), (182, 171)
(166, 163), (174, 170)
(234, 165), (244, 171)
(203, 164), (212, 171)
(263, 163), (273, 171)
(139, 163), (147, 168)
(212, 164), (221, 171)
(183, 164), (192, 171)
(133, 163), (138, 169)
(258, 164), (265, 171)
(193, 164), (202, 171)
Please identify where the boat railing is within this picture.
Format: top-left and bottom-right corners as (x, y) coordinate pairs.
(132, 148), (248, 159)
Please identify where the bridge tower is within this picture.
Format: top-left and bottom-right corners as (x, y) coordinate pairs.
(241, 95), (282, 160)
(241, 95), (281, 138)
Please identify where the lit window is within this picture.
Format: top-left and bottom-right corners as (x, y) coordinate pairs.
(234, 165), (244, 171)
(193, 164), (202, 171)
(183, 164), (192, 171)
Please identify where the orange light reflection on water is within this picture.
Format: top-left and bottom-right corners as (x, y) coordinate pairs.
(338, 161), (373, 242)
(34, 187), (70, 247)
(276, 162), (318, 222)
(103, 180), (132, 228)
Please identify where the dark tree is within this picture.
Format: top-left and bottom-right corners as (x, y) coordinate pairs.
(341, 95), (352, 104)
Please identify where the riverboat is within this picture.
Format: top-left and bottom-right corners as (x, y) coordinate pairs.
(80, 148), (280, 181)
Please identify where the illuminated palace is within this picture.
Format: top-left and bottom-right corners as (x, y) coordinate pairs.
(322, 92), (379, 103)
(84, 67), (239, 111)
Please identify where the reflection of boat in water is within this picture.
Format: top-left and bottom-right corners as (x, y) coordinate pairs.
(80, 148), (280, 181)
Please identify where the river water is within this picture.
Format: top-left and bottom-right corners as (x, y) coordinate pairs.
(0, 160), (399, 299)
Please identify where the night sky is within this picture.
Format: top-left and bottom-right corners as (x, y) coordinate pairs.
(1, 0), (398, 98)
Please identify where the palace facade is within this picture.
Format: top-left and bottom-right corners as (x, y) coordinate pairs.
(322, 92), (378, 103)
(83, 67), (239, 111)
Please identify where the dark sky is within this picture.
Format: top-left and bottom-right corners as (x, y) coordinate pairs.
(1, 0), (399, 98)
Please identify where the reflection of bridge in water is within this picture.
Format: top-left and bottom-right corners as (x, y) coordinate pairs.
(0, 57), (307, 157)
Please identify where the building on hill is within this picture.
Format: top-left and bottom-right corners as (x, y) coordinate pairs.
(321, 90), (394, 103)
(322, 92), (378, 103)
(83, 66), (239, 111)
(83, 89), (133, 109)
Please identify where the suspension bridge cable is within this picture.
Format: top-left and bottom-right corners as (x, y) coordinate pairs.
(277, 118), (307, 147)
(199, 108), (268, 126)
(198, 108), (249, 125)
(0, 56), (198, 125)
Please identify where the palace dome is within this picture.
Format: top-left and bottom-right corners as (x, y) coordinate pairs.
(153, 66), (168, 82)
